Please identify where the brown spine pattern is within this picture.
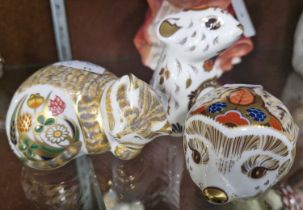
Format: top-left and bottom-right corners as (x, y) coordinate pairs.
(185, 119), (290, 174)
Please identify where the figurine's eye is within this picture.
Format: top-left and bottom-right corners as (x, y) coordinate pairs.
(192, 149), (201, 164)
(204, 17), (221, 30)
(241, 155), (279, 179)
(187, 138), (209, 164)
(249, 167), (268, 179)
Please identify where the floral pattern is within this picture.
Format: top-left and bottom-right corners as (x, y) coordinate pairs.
(247, 108), (266, 122)
(17, 113), (32, 133)
(49, 96), (65, 116)
(27, 93), (44, 109)
(189, 86), (291, 134)
(208, 102), (227, 113)
(34, 115), (55, 133)
(229, 88), (254, 105)
(46, 124), (69, 143)
(268, 116), (283, 131)
(215, 110), (250, 127)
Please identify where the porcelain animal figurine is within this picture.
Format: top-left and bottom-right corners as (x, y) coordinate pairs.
(184, 84), (299, 204)
(293, 11), (303, 76)
(150, 8), (244, 135)
(281, 72), (303, 150)
(231, 167), (303, 210)
(134, 0), (253, 71)
(6, 60), (171, 170)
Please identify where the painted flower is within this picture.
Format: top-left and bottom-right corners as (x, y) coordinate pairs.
(208, 102), (227, 113)
(247, 108), (266, 122)
(191, 105), (206, 115)
(49, 96), (65, 116)
(17, 113), (32, 133)
(27, 93), (44, 109)
(215, 110), (250, 127)
(229, 88), (255, 105)
(46, 124), (69, 143)
(268, 116), (283, 131)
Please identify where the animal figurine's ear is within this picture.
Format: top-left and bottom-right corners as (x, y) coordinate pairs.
(158, 19), (181, 38)
(114, 73), (171, 135)
(184, 84), (299, 204)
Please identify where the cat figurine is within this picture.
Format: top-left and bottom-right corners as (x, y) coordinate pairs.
(6, 60), (171, 170)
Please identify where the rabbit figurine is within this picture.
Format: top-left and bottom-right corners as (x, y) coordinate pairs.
(183, 84), (299, 204)
(6, 61), (171, 170)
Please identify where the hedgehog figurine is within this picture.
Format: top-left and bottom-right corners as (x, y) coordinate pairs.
(6, 61), (171, 170)
(183, 84), (299, 204)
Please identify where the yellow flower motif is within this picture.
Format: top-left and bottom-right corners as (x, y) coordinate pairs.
(27, 93), (44, 109)
(17, 113), (32, 133)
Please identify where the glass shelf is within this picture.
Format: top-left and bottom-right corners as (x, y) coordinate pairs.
(1, 70), (303, 210)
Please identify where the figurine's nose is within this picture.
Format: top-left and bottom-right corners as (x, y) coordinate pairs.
(237, 24), (244, 33)
(202, 187), (228, 204)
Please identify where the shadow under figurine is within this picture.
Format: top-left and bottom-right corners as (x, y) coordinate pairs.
(6, 60), (171, 170)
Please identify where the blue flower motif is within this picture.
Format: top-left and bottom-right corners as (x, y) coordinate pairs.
(208, 102), (227, 113)
(247, 108), (266, 122)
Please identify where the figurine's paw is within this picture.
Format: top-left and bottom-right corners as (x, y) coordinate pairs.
(111, 143), (144, 160)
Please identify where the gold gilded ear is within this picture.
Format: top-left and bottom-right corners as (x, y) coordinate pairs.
(127, 73), (141, 89)
(159, 20), (180, 37)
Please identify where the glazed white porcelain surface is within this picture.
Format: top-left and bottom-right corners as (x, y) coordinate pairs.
(6, 61), (171, 170)
(184, 84), (299, 204)
(151, 8), (243, 136)
(293, 11), (303, 76)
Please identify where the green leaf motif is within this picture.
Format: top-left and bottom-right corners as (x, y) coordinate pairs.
(35, 125), (44, 133)
(44, 118), (55, 126)
(27, 149), (33, 157)
(30, 144), (39, 149)
(37, 115), (45, 124)
(18, 143), (27, 151)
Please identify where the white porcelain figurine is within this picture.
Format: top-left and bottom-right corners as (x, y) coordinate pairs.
(151, 8), (244, 136)
(293, 11), (303, 76)
(184, 84), (299, 204)
(6, 61), (171, 170)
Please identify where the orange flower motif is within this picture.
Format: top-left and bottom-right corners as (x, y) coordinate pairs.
(17, 113), (32, 133)
(268, 116), (283, 131)
(27, 93), (44, 109)
(229, 88), (255, 106)
(191, 105), (206, 115)
(215, 110), (250, 128)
